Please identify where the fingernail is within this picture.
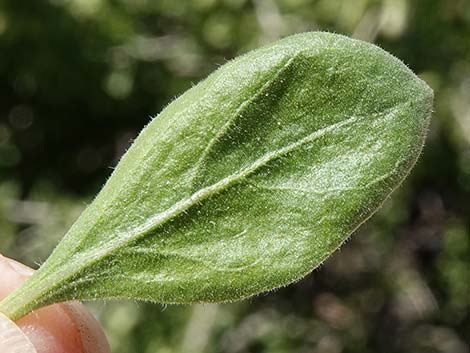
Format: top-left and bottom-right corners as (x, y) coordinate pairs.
(0, 254), (34, 277)
(8, 260), (34, 277)
(64, 303), (111, 353)
(0, 312), (37, 353)
(0, 254), (8, 266)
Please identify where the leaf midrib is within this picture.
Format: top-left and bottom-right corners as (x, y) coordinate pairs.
(81, 113), (361, 262)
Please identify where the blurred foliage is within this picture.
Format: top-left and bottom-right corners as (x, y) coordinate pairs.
(0, 0), (468, 352)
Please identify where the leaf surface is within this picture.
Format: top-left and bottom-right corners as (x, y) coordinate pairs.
(0, 32), (433, 320)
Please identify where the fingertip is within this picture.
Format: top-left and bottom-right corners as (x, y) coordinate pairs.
(18, 304), (84, 353)
(0, 254), (110, 353)
(18, 302), (111, 353)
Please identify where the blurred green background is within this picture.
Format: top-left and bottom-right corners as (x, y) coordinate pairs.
(0, 0), (468, 352)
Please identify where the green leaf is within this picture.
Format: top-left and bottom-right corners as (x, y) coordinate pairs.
(0, 32), (433, 320)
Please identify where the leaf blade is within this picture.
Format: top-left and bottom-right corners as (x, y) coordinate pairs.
(0, 32), (433, 320)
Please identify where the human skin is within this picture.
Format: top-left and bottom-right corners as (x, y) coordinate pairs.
(0, 254), (111, 353)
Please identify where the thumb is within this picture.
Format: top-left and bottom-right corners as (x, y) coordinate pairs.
(0, 312), (37, 353)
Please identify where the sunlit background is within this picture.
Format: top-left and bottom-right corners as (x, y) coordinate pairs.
(0, 0), (468, 352)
